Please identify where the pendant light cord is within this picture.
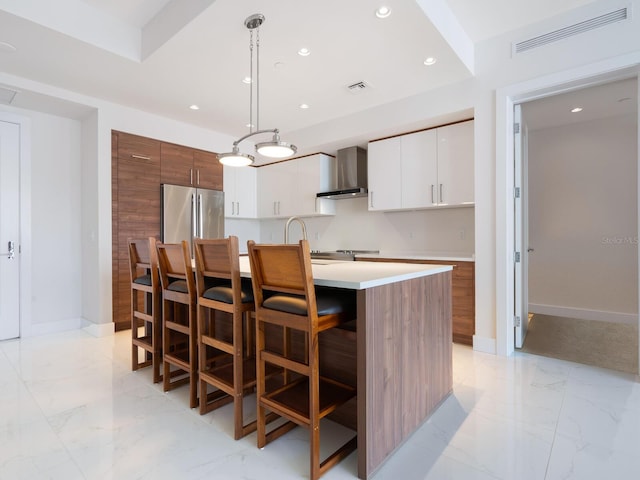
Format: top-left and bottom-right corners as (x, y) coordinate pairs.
(256, 25), (260, 132)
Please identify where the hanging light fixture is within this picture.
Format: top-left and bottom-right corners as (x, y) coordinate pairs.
(218, 13), (297, 167)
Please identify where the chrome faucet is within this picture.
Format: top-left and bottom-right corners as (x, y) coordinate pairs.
(284, 216), (307, 244)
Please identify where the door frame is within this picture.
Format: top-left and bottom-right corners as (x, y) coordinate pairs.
(495, 54), (640, 359)
(0, 111), (31, 338)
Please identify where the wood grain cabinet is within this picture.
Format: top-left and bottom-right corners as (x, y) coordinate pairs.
(112, 131), (222, 330)
(160, 143), (222, 190)
(357, 257), (475, 345)
(112, 131), (161, 331)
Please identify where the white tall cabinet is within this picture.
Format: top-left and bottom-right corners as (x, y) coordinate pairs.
(224, 165), (257, 218)
(368, 119), (474, 211)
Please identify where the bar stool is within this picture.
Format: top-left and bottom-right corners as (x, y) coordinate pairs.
(156, 240), (198, 408)
(193, 236), (258, 438)
(247, 239), (357, 480)
(128, 237), (162, 383)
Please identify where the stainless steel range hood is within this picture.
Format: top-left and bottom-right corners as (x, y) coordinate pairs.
(317, 146), (367, 199)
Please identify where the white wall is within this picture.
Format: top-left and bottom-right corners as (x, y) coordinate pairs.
(527, 113), (638, 321)
(0, 105), (84, 335)
(255, 198), (475, 255)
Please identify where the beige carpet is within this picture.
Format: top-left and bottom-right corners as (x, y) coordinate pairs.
(519, 314), (639, 374)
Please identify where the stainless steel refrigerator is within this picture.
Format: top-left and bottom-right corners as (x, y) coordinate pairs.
(161, 184), (224, 253)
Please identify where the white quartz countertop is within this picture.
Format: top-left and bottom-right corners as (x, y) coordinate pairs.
(355, 251), (475, 262)
(238, 256), (452, 290)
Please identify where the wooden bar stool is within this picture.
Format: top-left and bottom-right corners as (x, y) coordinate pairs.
(128, 237), (162, 383)
(247, 239), (357, 480)
(193, 236), (258, 439)
(156, 240), (198, 408)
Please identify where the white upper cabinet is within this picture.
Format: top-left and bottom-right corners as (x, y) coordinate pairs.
(258, 161), (296, 218)
(436, 120), (474, 206)
(257, 154), (336, 218)
(367, 119), (474, 211)
(296, 154), (336, 216)
(367, 136), (402, 211)
(401, 129), (438, 208)
(224, 165), (257, 218)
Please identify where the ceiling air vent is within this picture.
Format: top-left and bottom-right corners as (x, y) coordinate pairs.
(513, 7), (629, 54)
(0, 85), (19, 105)
(347, 81), (371, 94)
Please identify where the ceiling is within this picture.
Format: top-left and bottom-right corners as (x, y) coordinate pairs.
(0, 0), (624, 162)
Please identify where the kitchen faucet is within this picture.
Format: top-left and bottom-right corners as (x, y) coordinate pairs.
(284, 216), (307, 244)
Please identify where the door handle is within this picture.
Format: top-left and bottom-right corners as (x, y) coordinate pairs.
(527, 248), (534, 253)
(0, 241), (15, 259)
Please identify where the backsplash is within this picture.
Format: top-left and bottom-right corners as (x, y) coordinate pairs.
(228, 197), (475, 254)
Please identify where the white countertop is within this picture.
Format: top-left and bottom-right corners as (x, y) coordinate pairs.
(238, 256), (452, 290)
(355, 251), (475, 262)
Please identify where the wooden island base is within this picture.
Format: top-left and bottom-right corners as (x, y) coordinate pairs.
(320, 270), (452, 478)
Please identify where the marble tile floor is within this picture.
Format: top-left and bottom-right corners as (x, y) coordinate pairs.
(1, 329), (640, 480)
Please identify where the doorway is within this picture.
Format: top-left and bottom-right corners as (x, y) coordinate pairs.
(514, 79), (639, 373)
(0, 118), (21, 339)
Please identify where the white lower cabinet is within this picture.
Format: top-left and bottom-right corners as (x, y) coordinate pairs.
(224, 165), (257, 218)
(258, 154), (336, 218)
(368, 119), (474, 211)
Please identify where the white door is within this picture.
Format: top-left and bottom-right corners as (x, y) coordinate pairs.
(514, 104), (529, 348)
(0, 119), (21, 340)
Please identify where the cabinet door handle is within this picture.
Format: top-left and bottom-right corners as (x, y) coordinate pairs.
(131, 154), (151, 161)
(236, 202), (240, 216)
(370, 191), (374, 208)
(277, 201), (280, 215)
(273, 202), (276, 215)
(439, 184), (443, 203)
(431, 185), (435, 204)
(197, 169), (200, 186)
(190, 168), (193, 185)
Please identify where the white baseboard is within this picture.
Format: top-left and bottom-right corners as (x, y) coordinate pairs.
(529, 303), (638, 325)
(23, 317), (83, 337)
(472, 335), (496, 354)
(82, 321), (115, 338)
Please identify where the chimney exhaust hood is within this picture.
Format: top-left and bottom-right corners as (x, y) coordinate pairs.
(317, 146), (368, 199)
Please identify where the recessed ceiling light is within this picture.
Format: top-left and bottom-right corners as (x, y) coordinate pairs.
(0, 41), (16, 53)
(571, 107), (583, 113)
(424, 57), (437, 66)
(246, 123), (255, 128)
(299, 103), (309, 109)
(375, 6), (391, 18)
(298, 48), (310, 57)
(242, 76), (252, 84)
(189, 104), (199, 110)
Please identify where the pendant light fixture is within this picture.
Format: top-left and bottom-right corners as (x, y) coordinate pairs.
(218, 14), (297, 167)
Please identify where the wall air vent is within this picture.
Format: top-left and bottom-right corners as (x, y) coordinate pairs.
(513, 7), (629, 54)
(0, 85), (19, 105)
(347, 81), (371, 94)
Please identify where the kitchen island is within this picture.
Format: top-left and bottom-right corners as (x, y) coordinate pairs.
(238, 257), (453, 479)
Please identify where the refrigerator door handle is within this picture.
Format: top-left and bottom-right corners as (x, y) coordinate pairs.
(192, 193), (197, 239)
(198, 194), (204, 238)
